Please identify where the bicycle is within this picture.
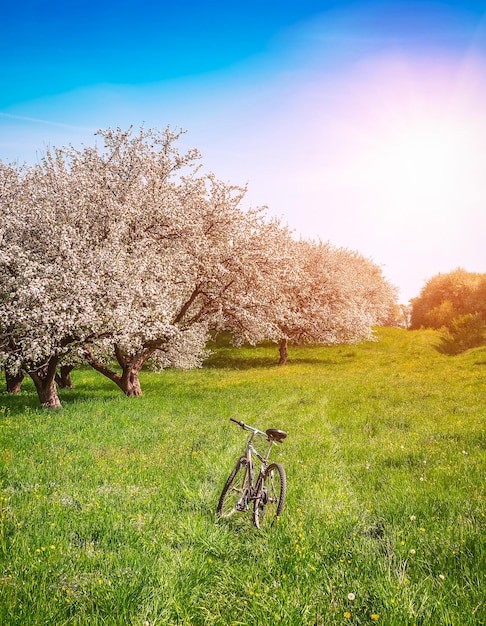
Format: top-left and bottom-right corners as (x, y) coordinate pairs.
(217, 418), (287, 528)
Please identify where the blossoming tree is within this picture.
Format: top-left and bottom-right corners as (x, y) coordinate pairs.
(0, 128), (292, 405)
(0, 155), (123, 406)
(274, 240), (398, 364)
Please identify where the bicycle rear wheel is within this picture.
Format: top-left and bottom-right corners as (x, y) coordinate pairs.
(217, 460), (249, 518)
(253, 462), (286, 528)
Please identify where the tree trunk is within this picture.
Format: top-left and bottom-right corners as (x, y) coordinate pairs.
(83, 344), (154, 397)
(28, 357), (62, 408)
(5, 370), (24, 393)
(33, 377), (62, 408)
(278, 338), (288, 366)
(119, 365), (143, 397)
(55, 365), (74, 389)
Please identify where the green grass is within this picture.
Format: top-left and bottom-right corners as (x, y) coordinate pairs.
(0, 328), (485, 625)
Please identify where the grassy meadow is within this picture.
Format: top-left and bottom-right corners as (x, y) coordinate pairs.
(0, 327), (485, 625)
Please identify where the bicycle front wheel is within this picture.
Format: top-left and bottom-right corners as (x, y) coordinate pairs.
(253, 462), (286, 528)
(217, 460), (249, 518)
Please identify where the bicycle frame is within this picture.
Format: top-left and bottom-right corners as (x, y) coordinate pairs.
(234, 427), (277, 511)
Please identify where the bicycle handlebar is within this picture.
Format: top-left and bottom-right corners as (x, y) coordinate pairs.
(229, 418), (267, 438)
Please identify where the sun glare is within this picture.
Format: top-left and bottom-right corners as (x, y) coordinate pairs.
(375, 115), (476, 216)
(328, 55), (486, 236)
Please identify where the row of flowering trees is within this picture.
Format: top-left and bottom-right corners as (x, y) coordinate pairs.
(0, 127), (397, 407)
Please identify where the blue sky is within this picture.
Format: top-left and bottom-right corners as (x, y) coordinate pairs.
(2, 1), (486, 301)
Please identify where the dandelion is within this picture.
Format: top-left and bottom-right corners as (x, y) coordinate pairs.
(371, 614), (379, 620)
(348, 593), (355, 601)
(344, 612), (351, 618)
(410, 515), (416, 521)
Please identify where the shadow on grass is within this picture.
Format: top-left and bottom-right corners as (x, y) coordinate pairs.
(204, 354), (341, 370)
(204, 355), (279, 370)
(0, 389), (41, 414)
(0, 374), (127, 416)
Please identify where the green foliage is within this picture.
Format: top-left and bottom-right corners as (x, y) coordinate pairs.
(410, 269), (486, 354)
(0, 328), (485, 625)
(424, 299), (456, 329)
(410, 268), (486, 330)
(437, 313), (486, 355)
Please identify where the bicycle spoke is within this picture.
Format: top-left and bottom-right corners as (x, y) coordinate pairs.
(253, 463), (286, 529)
(217, 461), (249, 518)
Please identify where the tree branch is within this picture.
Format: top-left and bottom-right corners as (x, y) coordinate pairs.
(83, 346), (121, 384)
(173, 286), (202, 325)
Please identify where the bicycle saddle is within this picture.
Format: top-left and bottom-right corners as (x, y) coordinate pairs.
(266, 428), (287, 442)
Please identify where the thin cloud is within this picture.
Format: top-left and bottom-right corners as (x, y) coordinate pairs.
(0, 112), (96, 132)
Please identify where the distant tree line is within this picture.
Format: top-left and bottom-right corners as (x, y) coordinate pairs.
(1, 127), (397, 407)
(410, 268), (486, 354)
